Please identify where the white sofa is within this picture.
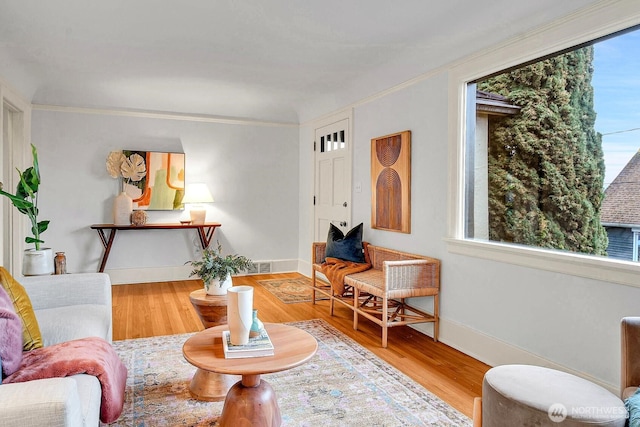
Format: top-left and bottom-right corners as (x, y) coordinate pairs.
(0, 273), (113, 427)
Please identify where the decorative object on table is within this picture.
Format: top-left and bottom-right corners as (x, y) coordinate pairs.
(226, 285), (254, 345)
(249, 309), (264, 338)
(106, 150), (185, 211)
(182, 182), (214, 224)
(112, 191), (133, 226)
(371, 130), (411, 233)
(54, 252), (66, 275)
(185, 241), (252, 296)
(222, 328), (274, 358)
(107, 151), (134, 225)
(130, 210), (147, 226)
(0, 144), (53, 275)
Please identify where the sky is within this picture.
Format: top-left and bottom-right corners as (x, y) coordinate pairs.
(592, 27), (640, 187)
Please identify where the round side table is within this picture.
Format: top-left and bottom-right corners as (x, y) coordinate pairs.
(188, 288), (239, 401)
(189, 289), (228, 328)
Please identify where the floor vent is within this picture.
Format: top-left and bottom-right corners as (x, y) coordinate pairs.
(246, 262), (272, 274)
(258, 262), (271, 273)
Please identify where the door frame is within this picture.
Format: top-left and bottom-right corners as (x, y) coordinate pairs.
(312, 109), (354, 241)
(1, 81), (32, 274)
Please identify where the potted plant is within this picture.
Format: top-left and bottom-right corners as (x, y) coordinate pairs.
(0, 144), (52, 275)
(186, 242), (252, 295)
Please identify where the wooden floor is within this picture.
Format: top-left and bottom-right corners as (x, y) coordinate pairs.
(111, 272), (489, 418)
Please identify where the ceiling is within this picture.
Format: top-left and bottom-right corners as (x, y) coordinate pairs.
(0, 0), (598, 123)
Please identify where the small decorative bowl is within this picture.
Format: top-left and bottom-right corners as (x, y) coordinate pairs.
(130, 210), (148, 226)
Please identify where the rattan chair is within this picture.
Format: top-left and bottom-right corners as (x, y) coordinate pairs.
(311, 241), (364, 315)
(347, 245), (440, 348)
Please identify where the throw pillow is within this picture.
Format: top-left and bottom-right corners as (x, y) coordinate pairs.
(0, 284), (23, 377)
(626, 388), (640, 427)
(325, 223), (365, 263)
(0, 267), (43, 351)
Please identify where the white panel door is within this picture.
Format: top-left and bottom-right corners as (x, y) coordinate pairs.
(314, 118), (351, 241)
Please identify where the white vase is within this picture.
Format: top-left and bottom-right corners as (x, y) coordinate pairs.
(227, 285), (254, 345)
(113, 191), (133, 225)
(205, 273), (233, 296)
(22, 248), (54, 276)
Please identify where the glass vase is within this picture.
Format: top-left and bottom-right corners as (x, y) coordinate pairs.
(249, 309), (264, 338)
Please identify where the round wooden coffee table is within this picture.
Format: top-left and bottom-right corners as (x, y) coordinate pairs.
(183, 323), (318, 427)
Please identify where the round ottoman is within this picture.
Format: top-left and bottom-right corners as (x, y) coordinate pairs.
(482, 365), (627, 426)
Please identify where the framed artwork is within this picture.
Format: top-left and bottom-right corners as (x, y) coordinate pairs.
(371, 131), (411, 233)
(121, 150), (185, 210)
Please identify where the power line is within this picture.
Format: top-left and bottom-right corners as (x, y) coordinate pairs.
(602, 127), (640, 136)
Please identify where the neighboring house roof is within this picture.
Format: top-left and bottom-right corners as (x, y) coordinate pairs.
(601, 149), (640, 226)
(476, 90), (521, 116)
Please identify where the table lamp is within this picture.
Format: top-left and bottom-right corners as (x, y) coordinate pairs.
(182, 183), (214, 224)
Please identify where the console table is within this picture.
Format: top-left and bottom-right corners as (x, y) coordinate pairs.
(90, 222), (221, 272)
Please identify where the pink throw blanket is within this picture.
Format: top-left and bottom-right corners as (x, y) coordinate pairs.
(5, 336), (127, 423)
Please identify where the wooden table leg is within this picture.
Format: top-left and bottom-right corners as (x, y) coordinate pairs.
(197, 224), (219, 249)
(96, 228), (117, 273)
(218, 374), (281, 427)
(189, 369), (241, 402)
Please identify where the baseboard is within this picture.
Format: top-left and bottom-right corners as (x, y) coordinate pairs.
(106, 259), (299, 285)
(435, 317), (618, 394)
(106, 265), (194, 285)
(298, 259), (312, 277)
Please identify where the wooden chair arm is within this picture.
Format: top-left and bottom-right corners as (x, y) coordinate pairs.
(383, 259), (440, 291)
(621, 317), (640, 396)
(312, 242), (327, 265)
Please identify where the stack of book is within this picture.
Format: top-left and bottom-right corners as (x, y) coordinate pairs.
(222, 329), (274, 359)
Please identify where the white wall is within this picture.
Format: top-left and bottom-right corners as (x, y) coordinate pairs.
(31, 109), (299, 282)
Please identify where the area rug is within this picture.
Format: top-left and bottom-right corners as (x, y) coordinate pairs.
(104, 319), (470, 426)
(257, 277), (328, 304)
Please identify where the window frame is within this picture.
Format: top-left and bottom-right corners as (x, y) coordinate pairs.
(446, 1), (640, 288)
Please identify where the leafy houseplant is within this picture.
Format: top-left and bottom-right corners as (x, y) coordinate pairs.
(187, 242), (252, 294)
(0, 144), (49, 250)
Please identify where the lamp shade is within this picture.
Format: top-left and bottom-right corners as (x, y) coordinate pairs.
(182, 183), (214, 204)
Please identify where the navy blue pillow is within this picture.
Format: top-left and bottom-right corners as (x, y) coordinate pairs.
(325, 223), (365, 263)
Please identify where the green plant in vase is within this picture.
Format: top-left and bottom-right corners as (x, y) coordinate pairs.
(186, 242), (252, 295)
(0, 144), (49, 250)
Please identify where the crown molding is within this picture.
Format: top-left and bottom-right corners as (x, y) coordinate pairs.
(32, 104), (299, 128)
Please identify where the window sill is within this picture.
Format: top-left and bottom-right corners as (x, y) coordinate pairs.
(445, 238), (640, 289)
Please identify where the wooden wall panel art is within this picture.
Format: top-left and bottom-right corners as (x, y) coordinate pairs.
(371, 130), (411, 233)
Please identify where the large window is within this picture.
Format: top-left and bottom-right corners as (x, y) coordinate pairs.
(448, 2), (640, 287)
(467, 27), (640, 257)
